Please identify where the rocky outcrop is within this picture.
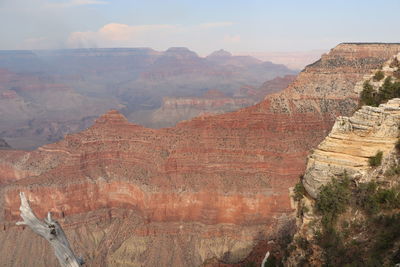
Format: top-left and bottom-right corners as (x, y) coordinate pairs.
(286, 52), (400, 266)
(286, 97), (400, 266)
(1, 43), (400, 266)
(303, 52), (400, 198)
(303, 99), (400, 198)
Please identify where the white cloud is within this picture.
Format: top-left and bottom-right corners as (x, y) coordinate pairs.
(67, 23), (180, 48)
(46, 0), (108, 8)
(199, 22), (234, 29)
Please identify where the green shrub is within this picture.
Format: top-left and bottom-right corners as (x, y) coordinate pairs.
(376, 189), (400, 209)
(369, 151), (383, 167)
(316, 175), (351, 225)
(373, 70), (385, 81)
(360, 81), (378, 106)
(359, 76), (400, 107)
(384, 164), (400, 177)
(293, 181), (306, 201)
(356, 181), (379, 214)
(371, 214), (400, 259)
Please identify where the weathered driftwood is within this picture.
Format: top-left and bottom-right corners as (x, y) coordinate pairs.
(16, 192), (83, 267)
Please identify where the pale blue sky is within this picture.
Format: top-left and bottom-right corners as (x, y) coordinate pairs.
(0, 0), (399, 54)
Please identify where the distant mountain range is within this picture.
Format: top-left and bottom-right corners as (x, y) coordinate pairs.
(237, 49), (327, 70)
(0, 47), (296, 149)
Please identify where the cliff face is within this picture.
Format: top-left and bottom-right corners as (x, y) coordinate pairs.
(287, 100), (400, 266)
(1, 44), (400, 266)
(303, 52), (400, 198)
(287, 52), (400, 266)
(130, 75), (296, 128)
(304, 99), (400, 197)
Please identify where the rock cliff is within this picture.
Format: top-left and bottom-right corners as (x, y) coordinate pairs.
(304, 99), (400, 198)
(286, 52), (400, 266)
(1, 43), (400, 266)
(304, 52), (400, 198)
(287, 97), (400, 265)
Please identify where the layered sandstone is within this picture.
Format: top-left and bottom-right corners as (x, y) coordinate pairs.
(303, 99), (400, 198)
(129, 76), (295, 128)
(1, 43), (400, 266)
(303, 52), (400, 198)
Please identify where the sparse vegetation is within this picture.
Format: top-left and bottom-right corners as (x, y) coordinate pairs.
(356, 181), (380, 214)
(384, 164), (400, 177)
(359, 76), (400, 107)
(311, 177), (400, 265)
(293, 181), (306, 201)
(373, 70), (385, 81)
(360, 81), (378, 106)
(368, 151), (383, 167)
(316, 174), (351, 227)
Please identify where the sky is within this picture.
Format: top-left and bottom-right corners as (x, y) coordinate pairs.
(0, 0), (399, 55)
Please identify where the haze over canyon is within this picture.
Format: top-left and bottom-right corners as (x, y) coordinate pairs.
(0, 47), (297, 150)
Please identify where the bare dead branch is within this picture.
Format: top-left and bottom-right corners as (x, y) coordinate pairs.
(16, 192), (83, 267)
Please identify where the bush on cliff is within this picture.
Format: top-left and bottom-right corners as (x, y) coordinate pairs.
(373, 70), (385, 81)
(316, 173), (351, 226)
(311, 176), (400, 265)
(369, 151), (383, 167)
(360, 81), (378, 106)
(359, 76), (400, 107)
(293, 181), (306, 201)
(356, 181), (380, 214)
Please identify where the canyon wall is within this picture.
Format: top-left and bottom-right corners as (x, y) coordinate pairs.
(1, 43), (400, 266)
(0, 48), (295, 149)
(130, 75), (296, 128)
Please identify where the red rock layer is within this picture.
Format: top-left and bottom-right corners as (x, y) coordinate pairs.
(1, 43), (400, 266)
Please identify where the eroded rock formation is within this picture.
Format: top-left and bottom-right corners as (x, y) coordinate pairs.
(1, 43), (400, 266)
(304, 99), (400, 198)
(130, 75), (296, 128)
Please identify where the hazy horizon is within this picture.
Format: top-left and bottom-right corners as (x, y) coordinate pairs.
(1, 0), (399, 55)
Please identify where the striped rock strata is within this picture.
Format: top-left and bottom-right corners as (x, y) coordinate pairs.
(1, 44), (400, 266)
(303, 99), (400, 198)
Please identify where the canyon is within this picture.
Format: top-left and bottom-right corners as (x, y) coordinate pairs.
(129, 75), (296, 128)
(0, 48), (295, 150)
(1, 43), (400, 266)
